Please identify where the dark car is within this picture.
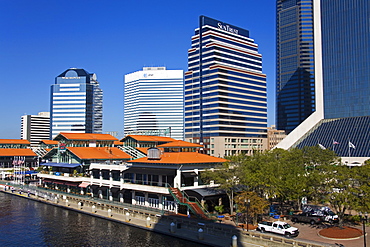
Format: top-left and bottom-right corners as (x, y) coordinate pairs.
(291, 212), (324, 225)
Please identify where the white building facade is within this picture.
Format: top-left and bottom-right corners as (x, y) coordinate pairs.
(21, 112), (50, 147)
(124, 67), (184, 140)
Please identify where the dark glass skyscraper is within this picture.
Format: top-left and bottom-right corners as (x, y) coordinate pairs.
(276, 0), (315, 134)
(277, 0), (370, 132)
(321, 0), (370, 119)
(276, 0), (370, 162)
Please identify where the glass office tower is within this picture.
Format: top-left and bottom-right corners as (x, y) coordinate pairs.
(277, 0), (370, 134)
(321, 0), (370, 119)
(124, 67), (184, 140)
(276, 0), (315, 134)
(185, 16), (267, 156)
(50, 68), (103, 138)
(276, 0), (370, 161)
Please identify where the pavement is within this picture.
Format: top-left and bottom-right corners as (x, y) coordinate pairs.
(1, 184), (367, 247)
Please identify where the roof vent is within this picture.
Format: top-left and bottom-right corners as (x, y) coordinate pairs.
(147, 147), (161, 160)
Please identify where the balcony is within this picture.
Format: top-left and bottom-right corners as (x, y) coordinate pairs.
(90, 178), (170, 194)
(37, 171), (90, 183)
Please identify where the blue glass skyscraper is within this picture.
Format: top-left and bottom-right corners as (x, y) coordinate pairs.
(50, 68), (103, 138)
(276, 0), (370, 162)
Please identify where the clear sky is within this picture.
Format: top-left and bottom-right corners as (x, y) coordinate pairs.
(0, 0), (276, 139)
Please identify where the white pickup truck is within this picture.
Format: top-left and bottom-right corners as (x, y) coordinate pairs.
(257, 221), (299, 238)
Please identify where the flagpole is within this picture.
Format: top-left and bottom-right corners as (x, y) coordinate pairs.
(348, 140), (351, 165)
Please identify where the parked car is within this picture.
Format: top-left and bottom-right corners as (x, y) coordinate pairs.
(291, 212), (324, 225)
(257, 221), (299, 238)
(302, 204), (339, 223)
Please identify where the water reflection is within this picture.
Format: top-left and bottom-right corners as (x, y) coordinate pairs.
(0, 193), (205, 247)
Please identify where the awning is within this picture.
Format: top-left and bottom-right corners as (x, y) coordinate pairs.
(79, 182), (90, 188)
(184, 188), (224, 198)
(40, 162), (81, 168)
(65, 182), (79, 187)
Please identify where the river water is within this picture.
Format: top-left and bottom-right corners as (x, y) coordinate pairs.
(0, 192), (205, 247)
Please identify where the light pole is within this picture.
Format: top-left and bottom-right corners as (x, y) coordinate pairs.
(360, 212), (368, 247)
(245, 198), (250, 231)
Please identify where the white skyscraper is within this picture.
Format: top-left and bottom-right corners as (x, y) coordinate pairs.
(21, 112), (50, 147)
(124, 67), (184, 140)
(50, 68), (103, 138)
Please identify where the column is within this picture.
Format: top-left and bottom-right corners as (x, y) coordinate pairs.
(145, 192), (149, 207)
(132, 191), (136, 205)
(194, 169), (199, 186)
(174, 169), (181, 188)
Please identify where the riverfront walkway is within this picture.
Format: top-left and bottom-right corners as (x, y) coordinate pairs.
(0, 183), (337, 247)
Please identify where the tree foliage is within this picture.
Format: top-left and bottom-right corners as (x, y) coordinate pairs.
(202, 146), (370, 227)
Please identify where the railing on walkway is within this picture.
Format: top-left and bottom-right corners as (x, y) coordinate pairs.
(1, 180), (168, 215)
(168, 185), (215, 220)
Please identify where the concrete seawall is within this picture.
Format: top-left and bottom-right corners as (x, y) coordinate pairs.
(0, 184), (331, 247)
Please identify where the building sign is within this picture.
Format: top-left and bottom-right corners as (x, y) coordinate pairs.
(201, 15), (249, 38)
(217, 22), (238, 35)
(59, 142), (66, 153)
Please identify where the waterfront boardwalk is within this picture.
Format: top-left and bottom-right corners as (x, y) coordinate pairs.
(0, 183), (336, 247)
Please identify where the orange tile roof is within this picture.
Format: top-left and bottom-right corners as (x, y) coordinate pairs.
(0, 139), (30, 144)
(40, 140), (58, 145)
(130, 152), (227, 164)
(0, 148), (37, 156)
(56, 133), (118, 141)
(123, 135), (176, 142)
(157, 140), (203, 148)
(114, 141), (123, 145)
(67, 147), (132, 160)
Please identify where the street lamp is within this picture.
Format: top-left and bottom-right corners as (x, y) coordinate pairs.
(245, 198), (250, 231)
(360, 212), (368, 247)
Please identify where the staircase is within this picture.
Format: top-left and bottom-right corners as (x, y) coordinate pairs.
(31, 147), (48, 157)
(118, 146), (146, 160)
(169, 187), (209, 219)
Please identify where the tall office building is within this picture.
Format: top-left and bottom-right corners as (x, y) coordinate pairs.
(276, 0), (370, 163)
(21, 112), (50, 147)
(124, 67), (184, 140)
(185, 16), (268, 157)
(50, 68), (103, 139)
(276, 0), (315, 134)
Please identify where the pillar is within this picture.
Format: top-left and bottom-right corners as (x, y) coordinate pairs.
(174, 169), (181, 188)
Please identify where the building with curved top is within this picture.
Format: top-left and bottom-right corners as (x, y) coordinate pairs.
(50, 68), (103, 138)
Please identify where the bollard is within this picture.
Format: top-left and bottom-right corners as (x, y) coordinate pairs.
(92, 205), (96, 213)
(125, 212), (130, 222)
(108, 209), (112, 217)
(170, 222), (176, 233)
(66, 199), (70, 206)
(146, 216), (151, 227)
(232, 235), (237, 247)
(198, 228), (204, 240)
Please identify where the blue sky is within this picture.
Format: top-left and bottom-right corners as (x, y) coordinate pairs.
(0, 0), (276, 139)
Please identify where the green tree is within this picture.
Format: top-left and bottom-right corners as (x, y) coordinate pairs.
(201, 158), (243, 215)
(235, 191), (269, 225)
